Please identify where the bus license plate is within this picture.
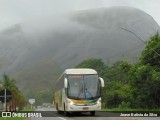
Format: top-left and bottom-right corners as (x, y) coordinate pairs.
(83, 107), (89, 110)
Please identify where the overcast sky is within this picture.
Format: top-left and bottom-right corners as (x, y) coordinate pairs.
(0, 0), (160, 31)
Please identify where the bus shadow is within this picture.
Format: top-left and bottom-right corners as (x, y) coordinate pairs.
(58, 112), (99, 117)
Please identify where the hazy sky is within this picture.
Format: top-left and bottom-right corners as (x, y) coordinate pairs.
(0, 0), (160, 30)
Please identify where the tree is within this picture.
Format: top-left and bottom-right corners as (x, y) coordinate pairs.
(130, 33), (160, 108)
(1, 74), (26, 111)
(2, 74), (16, 90)
(129, 64), (160, 108)
(140, 32), (160, 67)
(102, 61), (132, 108)
(76, 58), (106, 75)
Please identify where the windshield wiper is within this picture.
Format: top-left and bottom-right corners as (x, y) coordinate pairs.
(77, 86), (83, 98)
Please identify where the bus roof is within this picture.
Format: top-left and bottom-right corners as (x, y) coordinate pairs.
(55, 68), (98, 85)
(64, 68), (97, 75)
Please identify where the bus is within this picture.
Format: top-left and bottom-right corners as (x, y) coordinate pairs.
(54, 68), (104, 116)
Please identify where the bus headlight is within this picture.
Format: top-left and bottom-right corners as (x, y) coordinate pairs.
(70, 101), (74, 105)
(97, 98), (101, 104)
(68, 99), (74, 105)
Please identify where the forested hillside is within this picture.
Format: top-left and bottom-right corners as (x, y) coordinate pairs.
(76, 33), (160, 109)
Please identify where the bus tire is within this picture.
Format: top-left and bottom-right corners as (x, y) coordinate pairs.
(56, 103), (60, 114)
(64, 111), (70, 116)
(90, 111), (95, 116)
(64, 103), (70, 116)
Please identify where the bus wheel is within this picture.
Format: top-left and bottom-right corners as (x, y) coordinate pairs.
(64, 111), (70, 116)
(64, 104), (70, 116)
(56, 103), (60, 114)
(90, 111), (95, 116)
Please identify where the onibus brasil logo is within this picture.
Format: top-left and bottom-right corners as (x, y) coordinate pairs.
(1, 112), (42, 117)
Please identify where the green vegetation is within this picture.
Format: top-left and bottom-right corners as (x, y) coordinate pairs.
(35, 89), (53, 106)
(0, 117), (26, 120)
(0, 74), (26, 111)
(76, 33), (160, 110)
(103, 108), (160, 111)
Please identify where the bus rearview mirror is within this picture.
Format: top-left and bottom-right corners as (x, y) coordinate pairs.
(64, 78), (68, 88)
(99, 77), (104, 87)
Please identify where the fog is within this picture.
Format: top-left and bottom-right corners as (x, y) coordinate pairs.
(0, 6), (159, 72)
(0, 0), (160, 31)
(0, 5), (160, 94)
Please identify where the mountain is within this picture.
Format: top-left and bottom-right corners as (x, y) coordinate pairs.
(0, 6), (159, 97)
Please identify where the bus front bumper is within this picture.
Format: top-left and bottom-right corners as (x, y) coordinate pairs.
(66, 103), (101, 112)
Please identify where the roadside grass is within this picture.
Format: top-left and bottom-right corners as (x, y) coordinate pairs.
(0, 117), (28, 120)
(20, 108), (34, 112)
(102, 108), (160, 112)
(0, 118), (26, 120)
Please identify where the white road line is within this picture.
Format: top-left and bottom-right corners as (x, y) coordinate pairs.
(58, 117), (67, 120)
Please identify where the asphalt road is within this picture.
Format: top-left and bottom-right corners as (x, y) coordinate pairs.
(29, 107), (160, 120)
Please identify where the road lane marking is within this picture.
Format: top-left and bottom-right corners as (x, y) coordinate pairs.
(120, 118), (138, 120)
(58, 117), (67, 120)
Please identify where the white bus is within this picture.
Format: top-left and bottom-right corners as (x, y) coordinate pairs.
(54, 68), (104, 116)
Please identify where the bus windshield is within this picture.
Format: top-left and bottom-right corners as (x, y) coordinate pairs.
(67, 74), (100, 100)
